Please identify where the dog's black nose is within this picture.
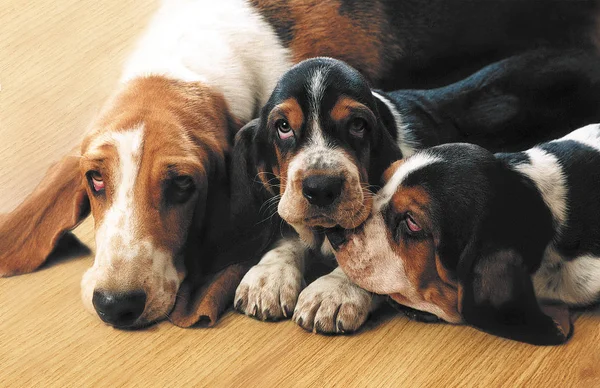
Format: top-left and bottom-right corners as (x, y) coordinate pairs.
(92, 289), (146, 328)
(302, 175), (344, 207)
(325, 226), (347, 250)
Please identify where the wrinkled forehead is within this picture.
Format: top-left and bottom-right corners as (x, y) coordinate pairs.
(376, 153), (443, 209)
(83, 124), (145, 158)
(267, 60), (376, 120)
(81, 122), (204, 179)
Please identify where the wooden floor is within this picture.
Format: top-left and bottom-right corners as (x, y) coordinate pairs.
(1, 0), (599, 386)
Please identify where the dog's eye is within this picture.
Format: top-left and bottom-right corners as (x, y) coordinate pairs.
(277, 119), (294, 140)
(173, 176), (193, 190)
(349, 118), (366, 138)
(87, 171), (105, 193)
(166, 175), (196, 204)
(405, 214), (422, 233)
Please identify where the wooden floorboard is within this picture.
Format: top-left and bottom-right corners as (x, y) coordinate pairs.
(1, 0), (599, 386)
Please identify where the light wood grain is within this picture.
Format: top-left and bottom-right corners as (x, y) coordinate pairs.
(0, 1), (599, 387)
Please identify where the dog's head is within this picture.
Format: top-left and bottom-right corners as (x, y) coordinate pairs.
(0, 77), (237, 328)
(232, 58), (402, 245)
(328, 144), (572, 345)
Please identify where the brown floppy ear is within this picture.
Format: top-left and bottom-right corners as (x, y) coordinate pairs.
(171, 262), (251, 327)
(458, 242), (572, 346)
(0, 153), (90, 277)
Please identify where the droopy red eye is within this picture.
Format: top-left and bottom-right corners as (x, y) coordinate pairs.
(405, 214), (421, 233)
(277, 119), (294, 140)
(89, 171), (105, 192)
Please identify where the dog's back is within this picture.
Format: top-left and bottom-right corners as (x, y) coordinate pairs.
(498, 124), (600, 305)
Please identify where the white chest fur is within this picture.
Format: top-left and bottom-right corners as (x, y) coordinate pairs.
(120, 0), (293, 123)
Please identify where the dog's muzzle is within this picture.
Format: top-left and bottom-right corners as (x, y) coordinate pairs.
(302, 175), (344, 208)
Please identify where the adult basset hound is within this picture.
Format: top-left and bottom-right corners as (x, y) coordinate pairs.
(232, 51), (600, 333)
(327, 124), (600, 345)
(2, 0), (600, 329)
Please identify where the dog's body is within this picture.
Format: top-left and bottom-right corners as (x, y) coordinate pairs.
(328, 124), (600, 344)
(233, 52), (600, 333)
(3, 0), (600, 328)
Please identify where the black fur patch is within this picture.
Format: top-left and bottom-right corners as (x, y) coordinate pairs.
(386, 49), (600, 153)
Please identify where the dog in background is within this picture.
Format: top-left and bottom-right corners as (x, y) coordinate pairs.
(3, 0), (600, 329)
(231, 51), (600, 333)
(327, 124), (600, 345)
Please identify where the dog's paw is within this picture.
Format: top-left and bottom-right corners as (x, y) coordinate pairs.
(234, 262), (303, 321)
(293, 270), (373, 334)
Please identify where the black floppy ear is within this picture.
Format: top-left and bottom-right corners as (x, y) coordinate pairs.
(171, 119), (282, 327)
(458, 239), (572, 346)
(230, 118), (278, 224)
(200, 118), (280, 272)
(368, 119), (403, 187)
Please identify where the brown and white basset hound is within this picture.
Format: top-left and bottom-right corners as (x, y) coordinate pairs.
(327, 124), (600, 345)
(231, 52), (600, 333)
(2, 0), (600, 329)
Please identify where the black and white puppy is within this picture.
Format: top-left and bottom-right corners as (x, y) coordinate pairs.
(328, 124), (600, 345)
(230, 51), (600, 334)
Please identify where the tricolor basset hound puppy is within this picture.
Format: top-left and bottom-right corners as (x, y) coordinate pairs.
(327, 124), (600, 345)
(232, 51), (600, 333)
(2, 0), (600, 329)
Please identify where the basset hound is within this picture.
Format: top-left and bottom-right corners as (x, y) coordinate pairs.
(2, 0), (600, 329)
(232, 52), (600, 333)
(327, 124), (600, 345)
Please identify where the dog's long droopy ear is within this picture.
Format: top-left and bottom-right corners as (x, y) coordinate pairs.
(458, 243), (572, 346)
(171, 262), (252, 328)
(0, 153), (90, 276)
(230, 118), (278, 225)
(368, 121), (403, 187)
(171, 119), (279, 327)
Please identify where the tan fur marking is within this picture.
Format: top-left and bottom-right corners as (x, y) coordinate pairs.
(269, 98), (305, 136)
(330, 96), (370, 122)
(388, 186), (459, 320)
(383, 160), (405, 184)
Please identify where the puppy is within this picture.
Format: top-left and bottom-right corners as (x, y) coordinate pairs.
(4, 0), (600, 329)
(328, 124), (600, 345)
(230, 51), (600, 333)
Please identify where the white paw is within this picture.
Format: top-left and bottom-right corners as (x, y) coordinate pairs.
(234, 262), (303, 321)
(293, 270), (374, 334)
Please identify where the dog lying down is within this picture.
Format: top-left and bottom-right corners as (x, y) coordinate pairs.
(327, 124), (600, 345)
(231, 51), (600, 334)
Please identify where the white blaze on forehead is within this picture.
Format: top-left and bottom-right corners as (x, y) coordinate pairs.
(82, 124), (183, 322)
(375, 153), (442, 210)
(308, 67), (329, 116)
(553, 123), (600, 152)
(95, 125), (145, 262)
(371, 91), (418, 158)
(514, 147), (568, 228)
(307, 66), (330, 148)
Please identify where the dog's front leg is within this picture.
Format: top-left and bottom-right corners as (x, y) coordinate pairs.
(293, 267), (383, 334)
(234, 236), (308, 320)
